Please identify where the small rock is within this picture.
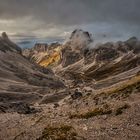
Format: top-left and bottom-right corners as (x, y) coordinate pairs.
(112, 127), (118, 130)
(136, 123), (140, 126)
(54, 103), (59, 108)
(71, 89), (82, 100)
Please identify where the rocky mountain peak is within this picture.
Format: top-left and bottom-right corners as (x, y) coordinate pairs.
(70, 29), (93, 41)
(125, 36), (138, 48)
(0, 32), (21, 53)
(1, 32), (9, 40)
(66, 29), (93, 51)
(33, 43), (48, 52)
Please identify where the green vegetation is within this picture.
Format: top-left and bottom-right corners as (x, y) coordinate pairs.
(37, 125), (84, 140)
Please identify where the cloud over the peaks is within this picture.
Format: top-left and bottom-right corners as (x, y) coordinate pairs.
(0, 0), (140, 43)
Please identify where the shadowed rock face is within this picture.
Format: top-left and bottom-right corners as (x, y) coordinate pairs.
(61, 46), (83, 67)
(0, 33), (65, 113)
(60, 29), (93, 67)
(0, 102), (37, 114)
(34, 43), (48, 52)
(84, 43), (119, 64)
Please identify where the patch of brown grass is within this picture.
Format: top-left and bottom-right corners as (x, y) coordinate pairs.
(69, 103), (131, 119)
(37, 125), (85, 140)
(69, 107), (112, 119)
(97, 75), (140, 100)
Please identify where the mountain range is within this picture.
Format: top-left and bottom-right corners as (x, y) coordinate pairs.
(0, 30), (140, 140)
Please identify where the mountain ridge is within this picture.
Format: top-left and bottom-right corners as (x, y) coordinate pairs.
(0, 32), (65, 113)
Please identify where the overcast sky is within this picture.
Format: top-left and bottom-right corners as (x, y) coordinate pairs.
(0, 0), (140, 46)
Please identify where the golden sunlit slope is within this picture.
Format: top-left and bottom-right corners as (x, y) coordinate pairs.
(99, 72), (140, 96)
(39, 50), (61, 67)
(22, 44), (62, 68)
(38, 47), (61, 67)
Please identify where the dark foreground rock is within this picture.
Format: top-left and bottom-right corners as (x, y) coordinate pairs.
(0, 102), (38, 114)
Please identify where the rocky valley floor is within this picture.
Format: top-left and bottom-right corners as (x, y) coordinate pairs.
(0, 75), (140, 140)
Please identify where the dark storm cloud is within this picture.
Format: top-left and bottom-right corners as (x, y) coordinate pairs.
(0, 0), (140, 25)
(0, 0), (140, 41)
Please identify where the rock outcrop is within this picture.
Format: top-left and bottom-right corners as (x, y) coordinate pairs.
(34, 43), (48, 52)
(60, 29), (93, 67)
(22, 43), (48, 59)
(0, 32), (22, 53)
(22, 42), (62, 67)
